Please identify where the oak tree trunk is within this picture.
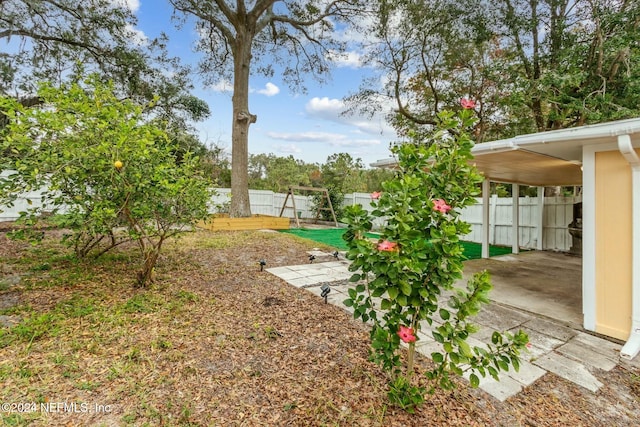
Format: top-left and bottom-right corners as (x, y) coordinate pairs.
(229, 30), (255, 218)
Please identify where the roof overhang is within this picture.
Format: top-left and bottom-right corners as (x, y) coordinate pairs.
(371, 117), (640, 186)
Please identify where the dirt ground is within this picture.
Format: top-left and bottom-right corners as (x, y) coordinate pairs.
(0, 227), (639, 426)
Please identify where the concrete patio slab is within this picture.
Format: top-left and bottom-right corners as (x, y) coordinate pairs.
(533, 352), (603, 392)
(556, 340), (618, 371)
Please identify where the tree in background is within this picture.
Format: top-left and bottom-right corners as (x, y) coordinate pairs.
(352, 0), (640, 141)
(489, 0), (640, 132)
(321, 153), (367, 193)
(169, 0), (370, 218)
(0, 0), (211, 160)
(0, 75), (213, 287)
(248, 153), (313, 192)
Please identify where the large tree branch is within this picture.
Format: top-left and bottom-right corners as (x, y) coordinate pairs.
(503, 0), (532, 79)
(170, 1), (236, 43)
(271, 0), (359, 27)
(391, 46), (436, 126)
(211, 0), (237, 24)
(0, 28), (103, 56)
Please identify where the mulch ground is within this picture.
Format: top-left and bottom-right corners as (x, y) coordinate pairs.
(0, 227), (639, 426)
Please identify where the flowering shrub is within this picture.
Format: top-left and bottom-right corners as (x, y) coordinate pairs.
(342, 107), (528, 411)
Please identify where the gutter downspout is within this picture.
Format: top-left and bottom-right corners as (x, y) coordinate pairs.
(618, 134), (640, 360)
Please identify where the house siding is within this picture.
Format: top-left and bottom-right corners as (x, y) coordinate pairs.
(595, 150), (633, 340)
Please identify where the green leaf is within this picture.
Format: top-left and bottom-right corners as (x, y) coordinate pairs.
(469, 373), (480, 388)
(439, 308), (450, 320)
(488, 366), (498, 380)
(491, 331), (502, 345)
(397, 294), (407, 306)
(431, 352), (444, 363)
(399, 281), (412, 296)
(457, 339), (473, 358)
(387, 287), (399, 300)
(511, 356), (520, 372)
(349, 273), (362, 282)
(380, 299), (392, 310)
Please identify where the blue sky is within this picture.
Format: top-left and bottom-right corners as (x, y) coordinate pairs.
(130, 1), (397, 167)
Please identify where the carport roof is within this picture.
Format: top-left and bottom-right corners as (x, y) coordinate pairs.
(371, 117), (640, 186)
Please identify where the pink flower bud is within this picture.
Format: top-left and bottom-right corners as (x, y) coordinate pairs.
(433, 199), (452, 214)
(460, 98), (476, 109)
(398, 325), (417, 343)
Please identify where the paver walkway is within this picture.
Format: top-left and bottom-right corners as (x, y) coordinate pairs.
(267, 251), (637, 402)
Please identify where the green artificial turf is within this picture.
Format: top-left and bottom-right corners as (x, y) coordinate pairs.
(279, 227), (514, 260)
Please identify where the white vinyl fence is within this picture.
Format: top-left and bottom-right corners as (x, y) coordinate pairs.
(1, 183), (580, 252)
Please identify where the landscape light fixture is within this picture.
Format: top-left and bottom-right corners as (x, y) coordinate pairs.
(258, 259), (267, 271)
(332, 251), (339, 260)
(308, 254), (316, 263)
(320, 284), (331, 304)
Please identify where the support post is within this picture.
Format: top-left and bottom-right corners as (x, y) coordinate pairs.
(618, 135), (640, 360)
(536, 186), (545, 250)
(482, 179), (490, 259)
(512, 183), (520, 254)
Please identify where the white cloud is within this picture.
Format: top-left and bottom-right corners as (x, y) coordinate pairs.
(267, 131), (381, 148)
(112, 0), (140, 12)
(327, 50), (364, 68)
(305, 97), (395, 137)
(255, 82), (280, 97)
(329, 139), (381, 147)
(124, 24), (148, 46)
(268, 131), (345, 142)
(210, 79), (233, 93)
(305, 97), (345, 120)
(275, 143), (302, 154)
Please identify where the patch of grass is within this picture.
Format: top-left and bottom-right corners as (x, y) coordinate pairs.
(56, 294), (99, 318)
(175, 290), (198, 303)
(0, 413), (31, 426)
(29, 262), (51, 272)
(51, 353), (80, 379)
(0, 303), (31, 316)
(152, 337), (173, 350)
(126, 346), (144, 362)
(1, 312), (61, 347)
(0, 363), (11, 381)
(195, 231), (255, 249)
(122, 292), (164, 314)
(76, 380), (101, 391)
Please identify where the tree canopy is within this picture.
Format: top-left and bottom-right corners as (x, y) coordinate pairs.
(352, 0), (640, 141)
(170, 0), (370, 217)
(0, 0), (210, 142)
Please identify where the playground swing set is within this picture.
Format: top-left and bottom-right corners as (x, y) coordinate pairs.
(278, 186), (338, 228)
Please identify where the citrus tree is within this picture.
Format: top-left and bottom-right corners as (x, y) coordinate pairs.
(0, 75), (214, 286)
(342, 102), (528, 410)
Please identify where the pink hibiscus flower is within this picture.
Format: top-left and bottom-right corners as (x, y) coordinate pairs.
(397, 325), (417, 343)
(377, 240), (398, 252)
(433, 199), (452, 214)
(370, 191), (382, 200)
(460, 98), (476, 109)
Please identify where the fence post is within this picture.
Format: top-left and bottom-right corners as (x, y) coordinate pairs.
(482, 179), (490, 258)
(512, 184), (520, 254)
(536, 186), (545, 250)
